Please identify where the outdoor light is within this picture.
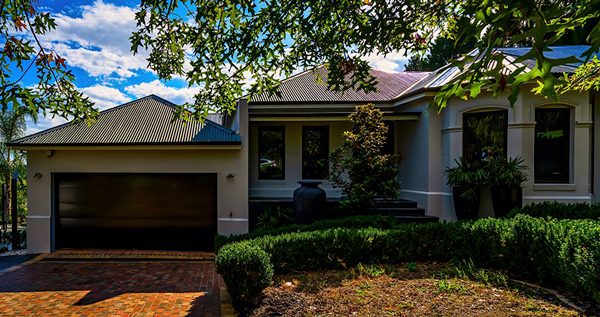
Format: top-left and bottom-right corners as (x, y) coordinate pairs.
(226, 173), (235, 179)
(33, 172), (42, 179)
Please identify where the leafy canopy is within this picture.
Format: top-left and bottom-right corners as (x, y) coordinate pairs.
(133, 0), (600, 118)
(1, 0), (97, 121)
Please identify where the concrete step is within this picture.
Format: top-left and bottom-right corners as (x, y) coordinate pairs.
(375, 207), (427, 216)
(374, 198), (418, 208)
(393, 215), (439, 223)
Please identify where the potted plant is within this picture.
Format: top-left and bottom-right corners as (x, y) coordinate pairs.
(487, 156), (528, 217)
(445, 157), (485, 220)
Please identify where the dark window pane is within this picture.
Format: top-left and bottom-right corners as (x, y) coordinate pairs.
(302, 126), (329, 179)
(382, 121), (395, 155)
(535, 108), (570, 183)
(463, 110), (508, 162)
(258, 126), (285, 180)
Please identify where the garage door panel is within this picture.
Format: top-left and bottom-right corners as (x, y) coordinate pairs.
(54, 173), (217, 250)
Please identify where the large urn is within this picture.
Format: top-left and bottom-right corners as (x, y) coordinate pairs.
(293, 180), (326, 224)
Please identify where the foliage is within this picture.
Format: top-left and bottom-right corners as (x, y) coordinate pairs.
(485, 156), (528, 187)
(217, 215), (600, 311)
(256, 206), (294, 231)
(508, 201), (600, 220)
(445, 157), (485, 201)
(405, 37), (475, 72)
(215, 242), (274, 313)
(329, 104), (399, 211)
(561, 56), (600, 93)
(214, 214), (399, 251)
(134, 0), (600, 118)
(0, 228), (26, 249)
(1, 0), (96, 121)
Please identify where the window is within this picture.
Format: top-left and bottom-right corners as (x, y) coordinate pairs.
(302, 126), (329, 179)
(535, 108), (571, 183)
(382, 121), (395, 155)
(258, 126), (285, 180)
(463, 110), (508, 162)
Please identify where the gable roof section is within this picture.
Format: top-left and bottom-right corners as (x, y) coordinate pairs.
(250, 66), (430, 104)
(10, 95), (241, 146)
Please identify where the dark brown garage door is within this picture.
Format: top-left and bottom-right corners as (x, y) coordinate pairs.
(54, 173), (217, 251)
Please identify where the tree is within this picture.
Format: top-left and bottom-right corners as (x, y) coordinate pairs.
(133, 0), (600, 118)
(405, 37), (475, 72)
(1, 0), (96, 121)
(0, 109), (30, 236)
(330, 104), (399, 212)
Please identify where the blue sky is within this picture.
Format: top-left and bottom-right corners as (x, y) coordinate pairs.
(23, 0), (410, 135)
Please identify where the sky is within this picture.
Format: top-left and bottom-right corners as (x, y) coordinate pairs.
(22, 0), (410, 135)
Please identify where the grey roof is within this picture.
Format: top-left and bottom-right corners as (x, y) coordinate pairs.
(402, 45), (599, 97)
(10, 95), (241, 146)
(250, 66), (430, 104)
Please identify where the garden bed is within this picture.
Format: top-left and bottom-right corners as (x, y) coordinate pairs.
(251, 263), (586, 316)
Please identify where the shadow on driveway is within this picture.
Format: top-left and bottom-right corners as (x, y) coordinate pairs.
(0, 260), (221, 316)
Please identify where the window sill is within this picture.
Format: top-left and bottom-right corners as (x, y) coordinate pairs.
(256, 179), (287, 185)
(533, 183), (576, 191)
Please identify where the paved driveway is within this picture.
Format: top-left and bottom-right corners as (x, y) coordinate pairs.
(0, 257), (222, 316)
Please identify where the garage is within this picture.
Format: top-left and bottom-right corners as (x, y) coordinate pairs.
(10, 95), (249, 253)
(54, 173), (217, 250)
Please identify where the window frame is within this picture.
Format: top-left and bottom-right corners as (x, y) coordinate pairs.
(462, 109), (508, 162)
(534, 106), (573, 184)
(301, 125), (330, 180)
(257, 125), (286, 180)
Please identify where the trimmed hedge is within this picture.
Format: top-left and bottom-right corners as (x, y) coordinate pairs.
(214, 214), (399, 250)
(508, 201), (600, 220)
(215, 215), (600, 310)
(215, 242), (273, 312)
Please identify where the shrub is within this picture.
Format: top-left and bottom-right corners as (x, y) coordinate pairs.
(507, 201), (600, 220)
(255, 206), (294, 230)
(214, 214), (399, 250)
(215, 242), (274, 312)
(217, 215), (600, 311)
(329, 104), (399, 211)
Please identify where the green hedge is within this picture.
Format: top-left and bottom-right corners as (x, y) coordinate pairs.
(214, 214), (399, 250)
(508, 201), (600, 220)
(215, 215), (600, 310)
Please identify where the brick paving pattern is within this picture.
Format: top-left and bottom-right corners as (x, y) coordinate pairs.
(0, 258), (223, 316)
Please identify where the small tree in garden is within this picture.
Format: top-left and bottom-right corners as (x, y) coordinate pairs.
(330, 104), (399, 212)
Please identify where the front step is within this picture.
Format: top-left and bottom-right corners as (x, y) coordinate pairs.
(373, 198), (439, 223)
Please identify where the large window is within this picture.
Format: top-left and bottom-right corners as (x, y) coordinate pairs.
(463, 110), (508, 162)
(302, 125), (329, 179)
(535, 108), (571, 183)
(258, 126), (285, 180)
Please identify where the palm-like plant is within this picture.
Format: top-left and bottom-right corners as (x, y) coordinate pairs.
(0, 109), (34, 233)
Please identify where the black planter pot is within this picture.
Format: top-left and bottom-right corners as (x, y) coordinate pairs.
(293, 180), (326, 224)
(452, 186), (480, 221)
(491, 185), (523, 218)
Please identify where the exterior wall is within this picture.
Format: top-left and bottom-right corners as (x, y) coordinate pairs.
(25, 101), (249, 253)
(436, 89), (592, 220)
(249, 121), (349, 198)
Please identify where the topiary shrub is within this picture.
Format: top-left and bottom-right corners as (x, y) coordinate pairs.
(215, 242), (274, 313)
(329, 104), (399, 212)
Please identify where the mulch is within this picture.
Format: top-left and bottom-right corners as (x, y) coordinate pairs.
(251, 263), (586, 317)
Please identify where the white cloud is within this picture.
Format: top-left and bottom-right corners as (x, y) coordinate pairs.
(80, 84), (130, 110)
(125, 80), (199, 104)
(41, 1), (150, 80)
(362, 50), (411, 73)
(25, 115), (68, 135)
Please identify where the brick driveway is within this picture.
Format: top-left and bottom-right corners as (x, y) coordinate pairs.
(0, 257), (223, 316)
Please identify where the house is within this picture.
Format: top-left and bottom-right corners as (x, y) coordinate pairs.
(11, 45), (598, 253)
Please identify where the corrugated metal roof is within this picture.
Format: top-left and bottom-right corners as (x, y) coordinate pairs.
(402, 45), (599, 97)
(10, 95), (241, 146)
(250, 66), (430, 104)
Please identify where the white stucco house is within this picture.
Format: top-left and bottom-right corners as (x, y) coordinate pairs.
(11, 45), (598, 253)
